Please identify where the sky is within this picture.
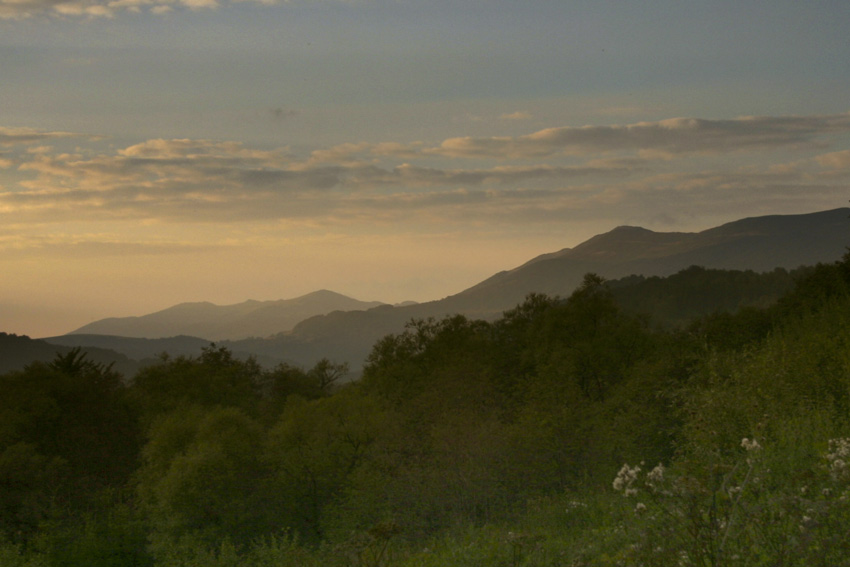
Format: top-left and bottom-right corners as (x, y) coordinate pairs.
(2, 0), (850, 338)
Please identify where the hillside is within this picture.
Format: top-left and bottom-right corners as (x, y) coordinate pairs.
(229, 208), (847, 368)
(67, 289), (386, 340)
(44, 333), (292, 369)
(0, 332), (141, 377)
(449, 207), (849, 311)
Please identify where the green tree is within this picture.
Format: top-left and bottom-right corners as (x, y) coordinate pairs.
(0, 350), (140, 537)
(531, 273), (653, 401)
(256, 359), (348, 423)
(263, 387), (385, 543)
(0, 443), (65, 543)
(137, 406), (270, 549)
(131, 345), (264, 421)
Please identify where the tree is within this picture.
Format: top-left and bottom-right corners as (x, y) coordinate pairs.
(0, 351), (139, 499)
(0, 443), (66, 543)
(0, 351), (141, 542)
(263, 387), (387, 543)
(131, 345), (264, 421)
(307, 358), (348, 393)
(137, 406), (270, 548)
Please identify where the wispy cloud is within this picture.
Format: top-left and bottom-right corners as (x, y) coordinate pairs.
(426, 114), (850, 159)
(0, 231), (218, 257)
(0, 127), (82, 146)
(2, 0), (114, 19)
(2, 112), (849, 230)
(499, 111), (533, 121)
(816, 149), (850, 171)
(0, 0), (283, 19)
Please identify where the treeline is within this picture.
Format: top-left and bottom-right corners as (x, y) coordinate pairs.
(0, 333), (141, 377)
(2, 258), (850, 566)
(609, 264), (802, 327)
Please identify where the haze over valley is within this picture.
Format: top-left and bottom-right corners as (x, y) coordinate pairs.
(9, 207), (841, 373)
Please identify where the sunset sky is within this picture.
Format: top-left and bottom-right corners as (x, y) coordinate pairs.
(2, 0), (850, 338)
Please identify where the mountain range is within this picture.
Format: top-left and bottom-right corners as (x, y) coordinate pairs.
(39, 207), (850, 372)
(444, 207), (849, 312)
(67, 290), (386, 340)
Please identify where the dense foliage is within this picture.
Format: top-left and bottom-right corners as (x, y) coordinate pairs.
(2, 257), (850, 566)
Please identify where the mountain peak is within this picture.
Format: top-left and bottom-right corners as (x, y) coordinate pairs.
(570, 224), (686, 260)
(301, 289), (348, 299)
(610, 225), (653, 233)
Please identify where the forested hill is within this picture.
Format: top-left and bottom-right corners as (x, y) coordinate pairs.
(447, 206), (849, 312)
(609, 265), (805, 328)
(1, 333), (291, 376)
(35, 264), (815, 373)
(3, 251), (850, 566)
(0, 332), (139, 376)
(211, 208), (850, 369)
(222, 264), (807, 370)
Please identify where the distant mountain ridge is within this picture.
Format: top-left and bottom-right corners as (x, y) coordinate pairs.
(52, 207), (849, 371)
(208, 207), (848, 369)
(450, 207), (850, 311)
(67, 290), (385, 340)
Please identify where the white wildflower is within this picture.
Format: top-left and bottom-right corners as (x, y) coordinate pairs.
(828, 438), (850, 460)
(646, 463), (665, 490)
(741, 437), (761, 452)
(826, 438), (850, 481)
(613, 463), (641, 496)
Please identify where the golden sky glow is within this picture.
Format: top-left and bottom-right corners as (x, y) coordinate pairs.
(2, 1), (849, 337)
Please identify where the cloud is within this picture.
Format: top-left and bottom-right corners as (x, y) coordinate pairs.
(10, 137), (628, 197)
(117, 138), (291, 163)
(816, 150), (850, 170)
(16, 149), (339, 202)
(370, 142), (423, 159)
(427, 114), (850, 159)
(499, 111), (533, 121)
(0, 0), (269, 18)
(2, 133), (645, 224)
(0, 233), (218, 257)
(0, 0), (110, 19)
(304, 142), (374, 166)
(385, 163), (638, 187)
(2, 111), (849, 229)
(0, 127), (81, 146)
